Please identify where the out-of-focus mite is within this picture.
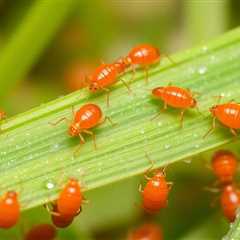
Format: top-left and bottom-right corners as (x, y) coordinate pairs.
(25, 224), (57, 240)
(211, 150), (238, 185)
(0, 110), (6, 121)
(128, 223), (163, 240)
(0, 191), (20, 229)
(220, 184), (240, 222)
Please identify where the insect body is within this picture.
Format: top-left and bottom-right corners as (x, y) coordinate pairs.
(25, 224), (56, 240)
(220, 184), (240, 222)
(51, 203), (74, 228)
(113, 57), (128, 74)
(141, 170), (171, 214)
(88, 63), (130, 106)
(152, 86), (197, 127)
(125, 44), (160, 66)
(128, 223), (163, 240)
(124, 44), (160, 83)
(56, 178), (83, 218)
(206, 102), (240, 137)
(51, 103), (104, 150)
(0, 191), (20, 229)
(88, 63), (118, 93)
(212, 150), (238, 185)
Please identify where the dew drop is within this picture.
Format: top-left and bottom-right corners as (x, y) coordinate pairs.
(45, 181), (55, 190)
(164, 144), (171, 150)
(140, 129), (145, 134)
(198, 66), (207, 75)
(52, 143), (60, 151)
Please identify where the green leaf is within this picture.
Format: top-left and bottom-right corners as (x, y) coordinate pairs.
(0, 0), (77, 99)
(224, 215), (240, 240)
(0, 27), (240, 215)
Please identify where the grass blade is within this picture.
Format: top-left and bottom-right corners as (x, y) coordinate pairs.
(0, 0), (77, 98)
(0, 27), (240, 212)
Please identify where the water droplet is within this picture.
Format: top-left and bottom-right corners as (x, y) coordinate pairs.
(198, 66), (207, 75)
(46, 181), (55, 190)
(157, 121), (163, 127)
(140, 129), (145, 134)
(164, 144), (171, 149)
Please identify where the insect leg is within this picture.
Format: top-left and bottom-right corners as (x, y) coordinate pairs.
(203, 117), (216, 138)
(83, 130), (97, 150)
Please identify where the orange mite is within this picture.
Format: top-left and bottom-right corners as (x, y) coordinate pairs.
(123, 44), (172, 83)
(205, 102), (240, 137)
(212, 150), (238, 185)
(152, 86), (197, 127)
(140, 170), (171, 214)
(56, 178), (83, 218)
(88, 63), (130, 106)
(0, 191), (20, 229)
(51, 203), (74, 228)
(25, 224), (56, 240)
(88, 63), (118, 92)
(125, 44), (160, 66)
(220, 184), (240, 222)
(128, 223), (163, 240)
(113, 57), (128, 74)
(52, 103), (104, 149)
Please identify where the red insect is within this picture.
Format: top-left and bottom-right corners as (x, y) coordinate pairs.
(51, 103), (111, 149)
(128, 223), (163, 240)
(88, 63), (130, 106)
(25, 224), (56, 240)
(212, 150), (238, 185)
(51, 203), (74, 228)
(205, 102), (240, 137)
(56, 178), (83, 218)
(139, 155), (172, 214)
(220, 184), (240, 222)
(152, 85), (197, 127)
(0, 191), (20, 229)
(140, 170), (171, 214)
(113, 57), (128, 74)
(123, 44), (173, 83)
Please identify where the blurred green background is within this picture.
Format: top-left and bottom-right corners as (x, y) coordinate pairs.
(0, 0), (239, 239)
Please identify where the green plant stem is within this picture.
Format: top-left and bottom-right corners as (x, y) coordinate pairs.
(0, 0), (77, 99)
